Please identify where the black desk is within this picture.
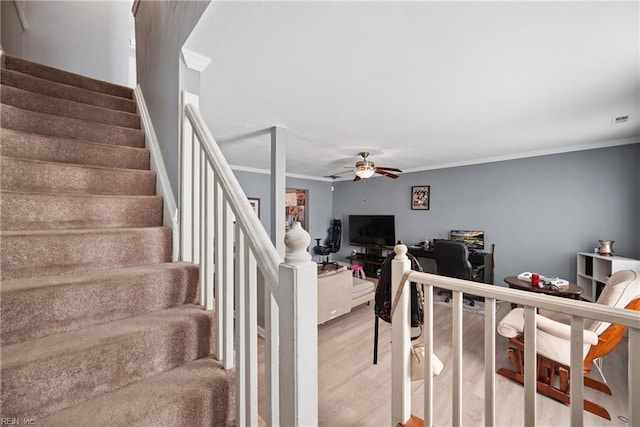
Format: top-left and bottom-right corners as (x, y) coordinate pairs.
(407, 247), (494, 284)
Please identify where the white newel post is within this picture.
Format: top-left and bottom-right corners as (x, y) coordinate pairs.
(279, 222), (318, 427)
(391, 244), (411, 426)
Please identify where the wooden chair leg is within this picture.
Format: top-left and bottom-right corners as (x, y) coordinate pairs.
(497, 349), (613, 421)
(584, 376), (612, 395)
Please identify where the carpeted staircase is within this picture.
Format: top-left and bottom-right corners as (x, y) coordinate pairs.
(0, 54), (234, 426)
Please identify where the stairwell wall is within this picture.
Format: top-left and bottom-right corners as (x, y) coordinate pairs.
(134, 0), (210, 197)
(0, 1), (130, 86)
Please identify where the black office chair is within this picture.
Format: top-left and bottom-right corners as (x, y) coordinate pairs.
(433, 240), (484, 306)
(313, 219), (342, 268)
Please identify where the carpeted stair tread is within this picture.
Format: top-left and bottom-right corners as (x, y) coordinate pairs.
(1, 305), (214, 419)
(1, 85), (140, 129)
(1, 68), (137, 113)
(37, 358), (234, 427)
(1, 104), (144, 148)
(0, 55), (232, 426)
(0, 156), (156, 196)
(0, 191), (163, 231)
(0, 227), (172, 280)
(3, 54), (133, 99)
(0, 129), (149, 170)
(1, 263), (200, 344)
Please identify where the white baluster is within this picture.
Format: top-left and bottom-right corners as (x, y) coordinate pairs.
(279, 222), (317, 427)
(235, 224), (246, 426)
(222, 197), (234, 369)
(244, 243), (258, 426)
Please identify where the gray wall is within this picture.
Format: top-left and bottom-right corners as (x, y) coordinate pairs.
(233, 170), (335, 251)
(332, 144), (640, 286)
(1, 1), (24, 54)
(135, 0), (210, 197)
(1, 1), (130, 86)
(234, 169), (334, 327)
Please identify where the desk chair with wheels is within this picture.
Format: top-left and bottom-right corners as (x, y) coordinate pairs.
(313, 219), (342, 268)
(433, 240), (484, 306)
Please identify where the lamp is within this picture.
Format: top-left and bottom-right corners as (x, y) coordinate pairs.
(355, 167), (375, 179)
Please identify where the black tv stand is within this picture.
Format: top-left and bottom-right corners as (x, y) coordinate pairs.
(346, 245), (392, 277)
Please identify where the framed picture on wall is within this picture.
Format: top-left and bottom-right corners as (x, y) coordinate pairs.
(248, 198), (260, 218)
(411, 186), (430, 210)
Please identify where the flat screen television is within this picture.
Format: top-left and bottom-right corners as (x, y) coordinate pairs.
(349, 215), (395, 246)
(450, 230), (484, 252)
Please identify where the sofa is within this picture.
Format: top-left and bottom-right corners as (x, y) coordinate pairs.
(317, 264), (376, 324)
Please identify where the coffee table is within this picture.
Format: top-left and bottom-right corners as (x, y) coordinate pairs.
(504, 276), (584, 308)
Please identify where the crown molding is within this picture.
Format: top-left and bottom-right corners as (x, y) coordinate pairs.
(181, 48), (211, 72)
(402, 137), (640, 174)
(230, 165), (334, 182)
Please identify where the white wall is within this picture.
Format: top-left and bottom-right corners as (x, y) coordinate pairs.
(1, 1), (130, 86)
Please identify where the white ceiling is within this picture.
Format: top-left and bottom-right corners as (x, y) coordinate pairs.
(184, 1), (640, 180)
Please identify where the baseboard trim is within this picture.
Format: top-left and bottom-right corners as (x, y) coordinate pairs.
(134, 85), (179, 261)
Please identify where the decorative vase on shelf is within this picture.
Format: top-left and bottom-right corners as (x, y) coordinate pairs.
(597, 240), (614, 256)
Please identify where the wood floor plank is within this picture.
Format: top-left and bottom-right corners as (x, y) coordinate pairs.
(258, 300), (630, 426)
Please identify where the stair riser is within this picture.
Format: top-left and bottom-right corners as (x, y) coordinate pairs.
(0, 228), (172, 280)
(1, 68), (137, 113)
(1, 85), (140, 129)
(1, 192), (163, 231)
(0, 157), (155, 196)
(37, 359), (233, 427)
(1, 129), (150, 170)
(1, 311), (213, 419)
(3, 55), (133, 99)
(1, 105), (145, 148)
(1, 264), (200, 344)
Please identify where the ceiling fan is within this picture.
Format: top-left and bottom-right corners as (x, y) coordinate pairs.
(330, 152), (402, 181)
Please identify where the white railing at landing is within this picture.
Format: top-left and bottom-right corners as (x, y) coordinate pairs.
(181, 102), (318, 426)
(390, 244), (640, 427)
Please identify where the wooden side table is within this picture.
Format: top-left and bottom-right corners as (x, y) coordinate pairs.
(503, 276), (584, 308)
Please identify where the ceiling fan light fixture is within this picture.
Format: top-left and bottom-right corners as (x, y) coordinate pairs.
(355, 167), (375, 179)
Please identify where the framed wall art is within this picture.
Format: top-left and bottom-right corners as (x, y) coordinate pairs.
(248, 198), (260, 218)
(411, 186), (430, 210)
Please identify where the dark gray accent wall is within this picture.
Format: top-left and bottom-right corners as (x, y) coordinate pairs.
(332, 144), (640, 286)
(135, 0), (210, 196)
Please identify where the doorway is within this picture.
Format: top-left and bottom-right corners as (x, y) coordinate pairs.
(285, 188), (308, 231)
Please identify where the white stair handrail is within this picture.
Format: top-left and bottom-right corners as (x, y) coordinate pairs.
(180, 100), (317, 427)
(183, 103), (280, 294)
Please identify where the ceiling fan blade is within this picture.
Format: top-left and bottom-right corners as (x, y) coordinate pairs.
(329, 170), (354, 176)
(376, 166), (402, 172)
(375, 169), (399, 179)
(353, 175), (362, 182)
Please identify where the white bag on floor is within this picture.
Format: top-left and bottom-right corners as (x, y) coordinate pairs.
(411, 342), (444, 380)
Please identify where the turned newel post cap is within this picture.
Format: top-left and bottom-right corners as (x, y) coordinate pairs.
(284, 222), (312, 264)
(394, 242), (408, 260)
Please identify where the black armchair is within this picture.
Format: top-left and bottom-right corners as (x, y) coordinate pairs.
(433, 240), (484, 306)
(313, 219), (342, 268)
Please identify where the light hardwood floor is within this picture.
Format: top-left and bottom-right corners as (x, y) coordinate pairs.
(260, 300), (630, 426)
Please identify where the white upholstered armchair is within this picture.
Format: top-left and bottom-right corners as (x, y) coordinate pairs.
(496, 269), (640, 420)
